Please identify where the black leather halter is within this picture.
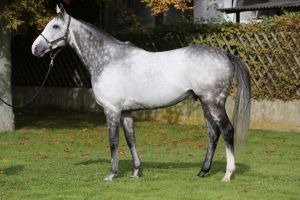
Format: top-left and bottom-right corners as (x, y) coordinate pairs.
(40, 15), (71, 51)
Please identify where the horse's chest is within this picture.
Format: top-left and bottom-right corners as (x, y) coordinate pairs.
(91, 74), (124, 108)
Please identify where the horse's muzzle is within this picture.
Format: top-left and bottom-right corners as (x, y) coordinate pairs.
(32, 44), (47, 57)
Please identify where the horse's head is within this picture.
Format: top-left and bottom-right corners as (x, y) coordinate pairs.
(31, 5), (71, 57)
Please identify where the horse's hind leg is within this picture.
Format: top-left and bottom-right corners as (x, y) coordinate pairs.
(218, 110), (235, 182)
(206, 104), (235, 181)
(198, 103), (221, 177)
(121, 111), (141, 178)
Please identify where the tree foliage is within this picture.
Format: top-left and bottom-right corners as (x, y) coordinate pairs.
(1, 0), (194, 31)
(141, 0), (193, 15)
(0, 0), (54, 30)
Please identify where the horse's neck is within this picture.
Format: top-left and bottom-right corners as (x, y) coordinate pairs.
(68, 18), (120, 78)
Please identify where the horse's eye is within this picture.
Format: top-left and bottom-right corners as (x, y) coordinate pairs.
(53, 25), (60, 29)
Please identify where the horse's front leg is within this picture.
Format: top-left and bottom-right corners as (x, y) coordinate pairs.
(104, 108), (121, 181)
(121, 111), (141, 178)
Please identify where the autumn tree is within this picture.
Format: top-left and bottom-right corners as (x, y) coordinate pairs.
(142, 0), (193, 15)
(1, 0), (193, 30)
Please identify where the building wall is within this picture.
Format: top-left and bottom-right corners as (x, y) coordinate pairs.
(193, 0), (276, 23)
(194, 0), (227, 22)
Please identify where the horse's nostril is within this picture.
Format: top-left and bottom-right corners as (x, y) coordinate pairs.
(31, 44), (37, 55)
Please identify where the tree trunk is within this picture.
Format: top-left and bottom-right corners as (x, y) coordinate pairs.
(0, 20), (15, 132)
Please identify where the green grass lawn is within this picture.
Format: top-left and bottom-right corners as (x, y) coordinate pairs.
(0, 110), (299, 200)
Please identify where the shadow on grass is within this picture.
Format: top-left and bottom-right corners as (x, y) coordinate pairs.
(75, 159), (250, 178)
(15, 109), (107, 130)
(1, 165), (24, 175)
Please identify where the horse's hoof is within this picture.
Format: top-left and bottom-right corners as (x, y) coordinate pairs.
(221, 170), (233, 182)
(104, 174), (115, 181)
(104, 176), (113, 181)
(197, 171), (206, 178)
(221, 178), (230, 182)
(130, 175), (139, 179)
(131, 168), (139, 178)
(221, 176), (231, 182)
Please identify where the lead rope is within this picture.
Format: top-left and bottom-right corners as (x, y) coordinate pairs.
(0, 49), (61, 108)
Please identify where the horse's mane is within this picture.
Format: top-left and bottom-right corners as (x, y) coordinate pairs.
(76, 18), (135, 47)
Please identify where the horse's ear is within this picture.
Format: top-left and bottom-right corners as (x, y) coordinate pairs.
(59, 3), (67, 15)
(56, 3), (66, 15)
(56, 4), (62, 14)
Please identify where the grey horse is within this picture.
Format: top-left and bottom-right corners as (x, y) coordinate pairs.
(31, 5), (251, 182)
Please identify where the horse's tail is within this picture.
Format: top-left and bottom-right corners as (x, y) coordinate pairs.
(228, 54), (251, 148)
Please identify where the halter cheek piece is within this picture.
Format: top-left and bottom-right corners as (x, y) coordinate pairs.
(40, 15), (71, 65)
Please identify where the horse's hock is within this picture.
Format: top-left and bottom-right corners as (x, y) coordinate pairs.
(12, 87), (300, 132)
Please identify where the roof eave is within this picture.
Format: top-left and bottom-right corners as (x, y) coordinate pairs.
(218, 4), (300, 13)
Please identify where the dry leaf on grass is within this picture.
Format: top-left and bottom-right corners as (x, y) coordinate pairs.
(159, 129), (167, 135)
(64, 146), (72, 153)
(2, 159), (9, 164)
(37, 152), (48, 159)
(79, 152), (90, 157)
(19, 140), (26, 145)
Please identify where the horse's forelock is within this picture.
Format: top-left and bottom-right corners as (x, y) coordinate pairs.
(56, 13), (65, 22)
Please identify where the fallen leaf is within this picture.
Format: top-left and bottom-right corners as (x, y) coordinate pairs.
(181, 137), (192, 143)
(82, 141), (97, 147)
(19, 140), (26, 145)
(79, 152), (90, 157)
(159, 129), (167, 135)
(169, 138), (179, 143)
(196, 143), (204, 149)
(64, 146), (72, 153)
(37, 152), (48, 159)
(47, 139), (60, 145)
(265, 148), (279, 153)
(23, 134), (30, 140)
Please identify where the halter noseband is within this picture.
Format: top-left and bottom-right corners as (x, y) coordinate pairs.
(40, 15), (71, 51)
